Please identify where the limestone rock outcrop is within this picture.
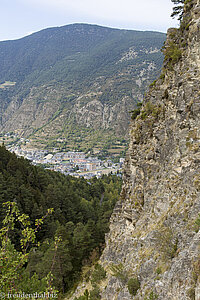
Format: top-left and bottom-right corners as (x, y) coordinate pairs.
(99, 1), (200, 299)
(69, 2), (200, 299)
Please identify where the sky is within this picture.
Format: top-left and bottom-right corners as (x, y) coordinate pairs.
(1, 0), (178, 41)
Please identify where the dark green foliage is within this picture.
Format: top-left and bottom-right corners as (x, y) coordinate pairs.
(91, 263), (106, 284)
(171, 0), (193, 21)
(154, 227), (178, 259)
(168, 0), (194, 73)
(187, 287), (195, 300)
(127, 277), (140, 296)
(0, 201), (57, 295)
(171, 0), (185, 20)
(155, 267), (162, 275)
(194, 214), (200, 232)
(139, 101), (165, 121)
(0, 145), (122, 294)
(163, 40), (182, 69)
(89, 285), (101, 300)
(0, 25), (165, 85)
(149, 79), (157, 88)
(74, 296), (88, 300)
(131, 102), (142, 120)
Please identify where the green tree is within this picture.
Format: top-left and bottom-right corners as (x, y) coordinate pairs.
(0, 146), (122, 294)
(0, 202), (56, 297)
(171, 0), (185, 20)
(73, 222), (94, 261)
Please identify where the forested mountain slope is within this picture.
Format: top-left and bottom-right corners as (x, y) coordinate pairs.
(0, 144), (122, 294)
(0, 24), (165, 154)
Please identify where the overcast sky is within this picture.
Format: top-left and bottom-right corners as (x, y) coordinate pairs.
(1, 0), (178, 41)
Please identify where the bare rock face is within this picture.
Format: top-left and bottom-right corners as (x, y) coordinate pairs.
(1, 86), (62, 136)
(72, 96), (131, 134)
(98, 1), (200, 299)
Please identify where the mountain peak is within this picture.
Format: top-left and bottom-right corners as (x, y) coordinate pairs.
(0, 24), (165, 155)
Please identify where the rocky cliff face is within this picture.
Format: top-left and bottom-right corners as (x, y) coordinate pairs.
(69, 1), (200, 299)
(98, 1), (200, 299)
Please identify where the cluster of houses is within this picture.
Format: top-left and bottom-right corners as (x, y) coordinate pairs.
(8, 146), (124, 179)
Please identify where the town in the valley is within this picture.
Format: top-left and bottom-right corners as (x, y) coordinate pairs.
(2, 132), (124, 179)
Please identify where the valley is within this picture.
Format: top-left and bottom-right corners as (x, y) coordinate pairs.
(1, 0), (200, 297)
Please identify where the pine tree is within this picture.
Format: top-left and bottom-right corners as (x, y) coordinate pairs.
(171, 0), (185, 20)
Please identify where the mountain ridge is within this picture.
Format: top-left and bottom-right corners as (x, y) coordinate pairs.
(0, 23), (165, 156)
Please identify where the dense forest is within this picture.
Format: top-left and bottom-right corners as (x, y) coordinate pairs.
(0, 144), (122, 297)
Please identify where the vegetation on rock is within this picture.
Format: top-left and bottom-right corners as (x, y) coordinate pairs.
(127, 277), (141, 296)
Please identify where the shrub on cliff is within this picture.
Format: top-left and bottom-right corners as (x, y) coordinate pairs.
(91, 263), (106, 284)
(127, 277), (140, 296)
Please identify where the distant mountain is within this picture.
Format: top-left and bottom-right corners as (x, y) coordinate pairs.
(0, 23), (166, 155)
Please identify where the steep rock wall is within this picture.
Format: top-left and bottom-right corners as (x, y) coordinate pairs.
(100, 1), (200, 299)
